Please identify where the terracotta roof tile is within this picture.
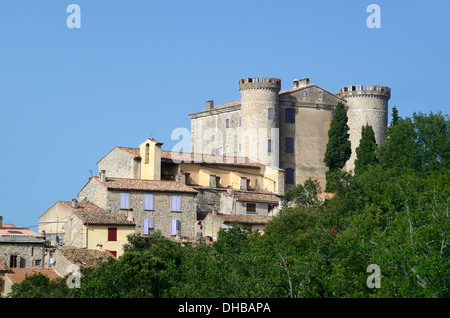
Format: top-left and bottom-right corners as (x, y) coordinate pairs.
(0, 227), (44, 238)
(95, 176), (198, 194)
(5, 268), (61, 284)
(234, 192), (280, 204)
(115, 146), (264, 168)
(74, 212), (136, 225)
(216, 213), (273, 225)
(57, 201), (105, 213)
(58, 247), (115, 270)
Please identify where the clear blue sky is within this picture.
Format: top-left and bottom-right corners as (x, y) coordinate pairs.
(0, 0), (449, 228)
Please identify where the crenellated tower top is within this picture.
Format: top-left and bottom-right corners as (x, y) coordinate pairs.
(336, 85), (391, 100)
(239, 77), (281, 92)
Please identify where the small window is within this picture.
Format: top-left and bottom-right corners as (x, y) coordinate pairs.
(239, 117), (242, 127)
(246, 203), (256, 213)
(285, 137), (294, 154)
(34, 259), (42, 266)
(108, 228), (117, 241)
(144, 194), (154, 210)
(120, 193), (129, 209)
(268, 139), (272, 153)
(286, 168), (295, 184)
(109, 251), (117, 258)
(268, 108), (274, 120)
(318, 90), (323, 100)
(285, 108), (295, 124)
(171, 195), (181, 211)
(226, 118), (230, 129)
(303, 89), (308, 97)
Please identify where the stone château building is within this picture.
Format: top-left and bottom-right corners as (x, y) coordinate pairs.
(188, 77), (391, 189)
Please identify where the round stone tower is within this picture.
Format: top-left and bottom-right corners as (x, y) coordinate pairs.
(336, 85), (391, 172)
(238, 77), (281, 167)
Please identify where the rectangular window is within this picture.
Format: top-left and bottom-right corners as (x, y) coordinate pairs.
(10, 255), (17, 268)
(172, 220), (181, 236)
(268, 108), (274, 120)
(109, 251), (117, 258)
(225, 118), (230, 128)
(120, 193), (129, 209)
(239, 117), (242, 127)
(143, 218), (153, 235)
(144, 193), (154, 210)
(285, 108), (295, 124)
(318, 90), (323, 100)
(286, 168), (295, 184)
(268, 139), (272, 153)
(171, 195), (181, 211)
(108, 228), (117, 241)
(246, 203), (256, 213)
(285, 137), (294, 154)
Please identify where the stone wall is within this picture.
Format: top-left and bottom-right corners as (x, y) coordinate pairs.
(98, 147), (139, 179)
(0, 242), (45, 268)
(107, 190), (198, 238)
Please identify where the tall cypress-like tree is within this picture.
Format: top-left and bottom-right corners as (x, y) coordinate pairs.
(324, 102), (351, 191)
(354, 124), (378, 175)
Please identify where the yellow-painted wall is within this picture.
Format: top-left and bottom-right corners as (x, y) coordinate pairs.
(140, 139), (162, 180)
(84, 224), (135, 257)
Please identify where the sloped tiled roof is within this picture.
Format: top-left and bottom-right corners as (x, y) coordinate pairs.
(115, 146), (264, 168)
(216, 213), (273, 225)
(234, 192), (280, 204)
(5, 268), (61, 284)
(95, 176), (198, 194)
(74, 212), (136, 225)
(0, 227), (44, 238)
(58, 247), (115, 270)
(57, 201), (105, 213)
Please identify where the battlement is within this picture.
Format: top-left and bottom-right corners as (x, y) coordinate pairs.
(239, 77), (281, 91)
(336, 85), (391, 99)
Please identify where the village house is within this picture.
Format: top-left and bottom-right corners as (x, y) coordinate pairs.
(63, 211), (135, 258)
(78, 175), (198, 239)
(46, 246), (114, 277)
(38, 200), (105, 246)
(1, 267), (60, 297)
(0, 216), (46, 269)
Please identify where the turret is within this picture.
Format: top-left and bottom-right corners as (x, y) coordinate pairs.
(336, 85), (391, 172)
(238, 77), (281, 167)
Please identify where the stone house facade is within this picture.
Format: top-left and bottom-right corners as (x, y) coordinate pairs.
(0, 217), (46, 270)
(78, 176), (198, 239)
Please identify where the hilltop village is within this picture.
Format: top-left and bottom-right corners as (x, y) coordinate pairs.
(0, 76), (390, 296)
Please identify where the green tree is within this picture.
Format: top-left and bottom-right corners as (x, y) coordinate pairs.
(324, 102), (351, 192)
(282, 178), (321, 208)
(354, 124), (378, 175)
(8, 273), (69, 298)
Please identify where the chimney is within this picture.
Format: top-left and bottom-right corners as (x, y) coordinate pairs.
(293, 78), (310, 88)
(100, 170), (106, 182)
(205, 100), (214, 110)
(0, 216), (3, 228)
(71, 199), (78, 209)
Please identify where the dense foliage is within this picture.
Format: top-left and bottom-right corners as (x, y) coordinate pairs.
(6, 110), (449, 298)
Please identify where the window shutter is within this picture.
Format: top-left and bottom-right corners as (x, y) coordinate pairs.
(144, 218), (153, 235)
(120, 193), (129, 209)
(172, 195), (181, 211)
(108, 228), (117, 241)
(144, 194), (153, 210)
(171, 220), (177, 235)
(268, 108), (274, 120)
